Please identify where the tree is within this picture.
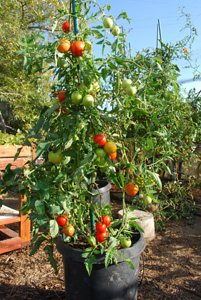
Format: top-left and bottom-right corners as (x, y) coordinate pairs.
(0, 0), (70, 134)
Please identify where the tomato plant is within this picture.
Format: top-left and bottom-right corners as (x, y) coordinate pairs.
(4, 0), (197, 278)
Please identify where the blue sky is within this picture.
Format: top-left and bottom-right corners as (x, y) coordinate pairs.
(93, 0), (201, 96)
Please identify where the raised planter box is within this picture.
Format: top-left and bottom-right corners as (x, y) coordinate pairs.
(0, 144), (35, 254)
(0, 145), (32, 170)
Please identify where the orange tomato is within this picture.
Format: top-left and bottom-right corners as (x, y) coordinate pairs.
(57, 39), (70, 53)
(183, 48), (188, 54)
(109, 151), (117, 161)
(63, 224), (74, 236)
(104, 142), (117, 154)
(125, 182), (139, 196)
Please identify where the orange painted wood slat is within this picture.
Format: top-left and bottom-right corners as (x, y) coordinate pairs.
(0, 145), (31, 158)
(0, 237), (21, 254)
(0, 216), (21, 226)
(0, 157), (30, 170)
(19, 194), (30, 244)
(0, 144), (34, 254)
(0, 225), (19, 238)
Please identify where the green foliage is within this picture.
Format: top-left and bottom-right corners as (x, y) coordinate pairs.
(0, 0), (67, 133)
(1, 0), (201, 276)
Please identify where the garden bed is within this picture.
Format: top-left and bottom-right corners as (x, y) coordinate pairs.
(0, 194), (201, 300)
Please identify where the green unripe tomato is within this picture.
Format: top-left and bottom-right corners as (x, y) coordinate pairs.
(126, 85), (137, 96)
(82, 94), (94, 107)
(96, 157), (107, 167)
(71, 91), (83, 105)
(144, 196), (152, 204)
(122, 79), (132, 89)
(48, 150), (63, 164)
(139, 193), (144, 199)
(103, 17), (113, 29)
(57, 58), (67, 68)
(120, 237), (132, 248)
(111, 26), (120, 36)
(95, 148), (107, 158)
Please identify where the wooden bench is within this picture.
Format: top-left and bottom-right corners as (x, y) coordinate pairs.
(0, 145), (35, 254)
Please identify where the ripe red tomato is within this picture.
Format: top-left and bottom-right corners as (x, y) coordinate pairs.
(56, 215), (67, 227)
(63, 224), (75, 236)
(100, 215), (111, 227)
(125, 183), (139, 196)
(109, 151), (117, 160)
(71, 41), (85, 57)
(62, 21), (72, 33)
(58, 91), (67, 103)
(95, 222), (106, 233)
(96, 231), (108, 242)
(94, 134), (107, 147)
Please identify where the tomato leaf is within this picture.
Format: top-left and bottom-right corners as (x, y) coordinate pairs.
(44, 245), (58, 273)
(105, 248), (117, 268)
(29, 236), (46, 256)
(35, 200), (45, 215)
(161, 162), (172, 175)
(111, 39), (118, 52)
(146, 170), (162, 190)
(50, 219), (59, 238)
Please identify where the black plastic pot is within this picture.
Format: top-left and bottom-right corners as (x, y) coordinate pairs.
(57, 229), (145, 300)
(92, 180), (111, 207)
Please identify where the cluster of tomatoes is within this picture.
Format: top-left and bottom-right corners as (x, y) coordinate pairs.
(94, 134), (117, 166)
(56, 215), (75, 237)
(95, 215), (111, 243)
(122, 79), (137, 96)
(57, 21), (85, 56)
(102, 17), (120, 36)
